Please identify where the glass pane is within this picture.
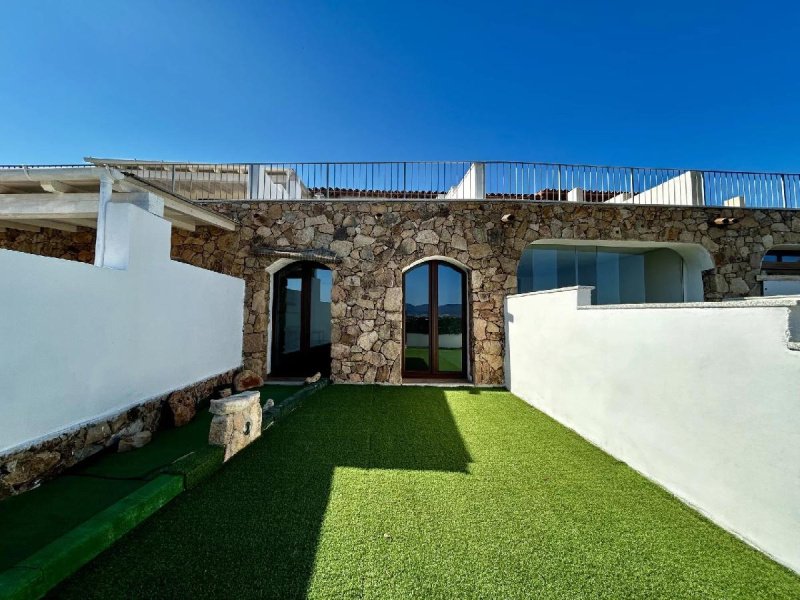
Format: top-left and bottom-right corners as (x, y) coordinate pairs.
(595, 250), (620, 305)
(517, 247), (534, 293)
(437, 264), (464, 373)
(309, 268), (332, 347)
(618, 251), (645, 303)
(531, 246), (557, 291)
(643, 249), (684, 302)
(575, 246), (597, 304)
(279, 271), (302, 354)
(556, 246), (576, 288)
(404, 264), (430, 372)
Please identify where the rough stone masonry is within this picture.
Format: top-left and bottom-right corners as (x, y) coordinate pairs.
(166, 200), (800, 385)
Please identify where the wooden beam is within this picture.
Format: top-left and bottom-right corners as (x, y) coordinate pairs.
(0, 194), (99, 219)
(56, 218), (97, 229)
(0, 219), (40, 232)
(12, 219), (78, 232)
(40, 180), (81, 193)
(164, 214), (196, 232)
(0, 167), (123, 183)
(162, 197), (236, 231)
(0, 192), (144, 220)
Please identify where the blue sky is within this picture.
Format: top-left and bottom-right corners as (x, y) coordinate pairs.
(1, 1), (798, 171)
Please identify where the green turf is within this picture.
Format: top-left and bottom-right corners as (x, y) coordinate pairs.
(0, 384), (298, 572)
(0, 476), (144, 571)
(404, 347), (463, 372)
(52, 387), (799, 599)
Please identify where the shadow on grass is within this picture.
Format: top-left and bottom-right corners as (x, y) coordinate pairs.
(51, 385), (470, 599)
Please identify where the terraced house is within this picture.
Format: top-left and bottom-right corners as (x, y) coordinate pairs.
(3, 160), (799, 385)
(1, 159), (799, 574)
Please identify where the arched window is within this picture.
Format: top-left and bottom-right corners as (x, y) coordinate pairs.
(403, 260), (468, 379)
(271, 261), (332, 377)
(517, 243), (686, 305)
(761, 247), (800, 275)
(761, 246), (800, 296)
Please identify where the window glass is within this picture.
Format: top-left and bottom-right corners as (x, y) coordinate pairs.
(278, 270), (302, 354)
(518, 244), (685, 305)
(309, 268), (332, 348)
(404, 264), (430, 372)
(437, 264), (464, 373)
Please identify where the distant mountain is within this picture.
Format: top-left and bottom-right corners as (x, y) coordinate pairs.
(405, 303), (462, 317)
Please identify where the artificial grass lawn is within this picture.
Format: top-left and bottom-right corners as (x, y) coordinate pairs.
(404, 346), (463, 372)
(53, 386), (799, 599)
(0, 384), (297, 572)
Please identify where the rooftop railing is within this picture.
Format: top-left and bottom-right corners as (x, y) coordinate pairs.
(13, 160), (800, 210)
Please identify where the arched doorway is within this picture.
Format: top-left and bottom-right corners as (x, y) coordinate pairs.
(271, 261), (332, 377)
(403, 260), (468, 379)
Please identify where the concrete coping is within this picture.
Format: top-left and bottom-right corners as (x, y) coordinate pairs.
(209, 391), (261, 416)
(507, 286), (800, 310)
(583, 296), (800, 311)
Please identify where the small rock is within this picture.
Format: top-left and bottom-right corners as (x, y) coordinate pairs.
(304, 372), (321, 385)
(262, 398), (275, 410)
(168, 390), (196, 427)
(84, 421), (111, 445)
(218, 387), (233, 398)
(117, 431), (152, 453)
(233, 370), (264, 392)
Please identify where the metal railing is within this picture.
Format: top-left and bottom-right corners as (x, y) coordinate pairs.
(12, 160), (800, 210)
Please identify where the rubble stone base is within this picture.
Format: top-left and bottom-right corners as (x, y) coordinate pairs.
(0, 369), (236, 499)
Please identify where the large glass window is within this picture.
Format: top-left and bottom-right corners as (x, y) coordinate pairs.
(403, 260), (467, 378)
(517, 244), (685, 304)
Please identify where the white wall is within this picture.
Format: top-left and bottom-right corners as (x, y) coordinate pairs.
(505, 287), (800, 573)
(443, 163), (485, 199)
(607, 170), (703, 205)
(0, 203), (245, 454)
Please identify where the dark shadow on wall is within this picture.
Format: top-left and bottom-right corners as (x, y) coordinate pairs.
(51, 386), (471, 599)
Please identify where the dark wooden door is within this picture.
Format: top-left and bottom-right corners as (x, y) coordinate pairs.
(271, 262), (332, 377)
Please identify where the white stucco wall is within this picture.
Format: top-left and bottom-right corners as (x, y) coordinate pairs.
(504, 287), (800, 573)
(607, 170), (703, 205)
(443, 163), (485, 199)
(0, 203), (245, 454)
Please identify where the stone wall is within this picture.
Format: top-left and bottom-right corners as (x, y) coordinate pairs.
(167, 201), (800, 385)
(4, 201), (799, 385)
(0, 370), (235, 499)
(0, 228), (95, 263)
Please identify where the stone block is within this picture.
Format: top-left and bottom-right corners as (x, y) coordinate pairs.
(209, 391), (262, 461)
